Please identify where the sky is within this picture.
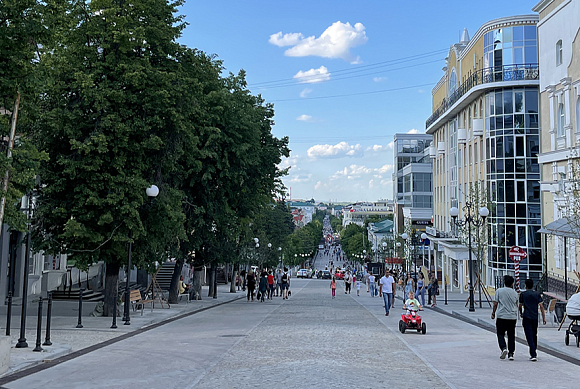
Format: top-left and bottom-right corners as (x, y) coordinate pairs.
(179, 0), (538, 203)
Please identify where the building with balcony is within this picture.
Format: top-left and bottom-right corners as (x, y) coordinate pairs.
(535, 0), (580, 299)
(342, 201), (392, 227)
(392, 134), (433, 238)
(425, 15), (542, 292)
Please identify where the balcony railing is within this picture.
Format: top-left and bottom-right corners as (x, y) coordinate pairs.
(425, 63), (539, 129)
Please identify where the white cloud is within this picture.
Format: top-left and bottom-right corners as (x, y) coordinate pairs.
(294, 66), (330, 84)
(307, 142), (362, 159)
(270, 21), (368, 63)
(366, 144), (392, 153)
(418, 89), (425, 93)
(369, 179), (375, 189)
(278, 155), (301, 171)
(407, 128), (419, 134)
(268, 32), (304, 47)
(300, 88), (313, 98)
(288, 174), (312, 183)
(387, 141), (395, 150)
(373, 77), (387, 82)
(296, 114), (318, 122)
(376, 164), (394, 174)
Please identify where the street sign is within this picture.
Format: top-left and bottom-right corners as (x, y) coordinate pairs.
(508, 246), (527, 292)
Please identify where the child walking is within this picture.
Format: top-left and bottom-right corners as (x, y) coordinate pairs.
(330, 276), (337, 298)
(356, 279), (361, 296)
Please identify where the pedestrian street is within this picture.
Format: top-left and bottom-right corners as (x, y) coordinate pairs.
(3, 273), (580, 389)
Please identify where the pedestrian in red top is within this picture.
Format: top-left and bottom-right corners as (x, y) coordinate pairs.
(330, 277), (337, 298)
(267, 271), (274, 300)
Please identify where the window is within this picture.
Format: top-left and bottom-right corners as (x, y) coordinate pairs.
(556, 40), (563, 66)
(449, 69), (457, 95)
(558, 103), (565, 137)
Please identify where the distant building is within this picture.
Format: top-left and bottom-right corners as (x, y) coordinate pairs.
(392, 133), (433, 237)
(288, 201), (315, 227)
(342, 201), (392, 227)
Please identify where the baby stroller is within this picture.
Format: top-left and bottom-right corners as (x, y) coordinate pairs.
(565, 315), (580, 347)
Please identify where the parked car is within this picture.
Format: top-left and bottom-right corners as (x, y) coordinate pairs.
(297, 269), (310, 278)
(319, 270), (332, 279)
(334, 270), (345, 280)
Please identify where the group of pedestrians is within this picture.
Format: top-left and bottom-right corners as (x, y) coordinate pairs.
(402, 272), (439, 307)
(243, 267), (291, 302)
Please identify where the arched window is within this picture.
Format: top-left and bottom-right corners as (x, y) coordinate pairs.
(449, 68), (457, 95)
(556, 40), (563, 66)
(558, 103), (565, 137)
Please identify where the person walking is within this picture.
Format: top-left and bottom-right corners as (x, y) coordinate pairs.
(267, 270), (275, 300)
(330, 276), (337, 298)
(429, 273), (439, 307)
(344, 271), (352, 294)
(258, 271), (268, 302)
(379, 270), (396, 316)
(281, 267), (290, 300)
(275, 268), (283, 297)
(519, 279), (546, 361)
(246, 270), (256, 302)
(415, 273), (426, 307)
(365, 272), (370, 293)
(491, 275), (519, 360)
(369, 273), (376, 297)
(404, 274), (414, 301)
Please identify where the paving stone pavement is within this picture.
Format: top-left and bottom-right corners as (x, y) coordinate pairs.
(193, 279), (448, 389)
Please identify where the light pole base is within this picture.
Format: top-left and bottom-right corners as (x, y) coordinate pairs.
(15, 339), (28, 348)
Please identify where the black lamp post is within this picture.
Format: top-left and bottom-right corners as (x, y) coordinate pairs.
(450, 203), (489, 312)
(15, 191), (33, 348)
(123, 184), (159, 325)
(401, 232), (410, 277)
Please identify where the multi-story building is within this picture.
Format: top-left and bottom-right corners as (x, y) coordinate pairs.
(425, 15), (542, 292)
(392, 134), (433, 237)
(342, 201), (392, 227)
(535, 0), (580, 299)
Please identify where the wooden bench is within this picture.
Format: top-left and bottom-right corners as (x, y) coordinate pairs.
(128, 289), (153, 316)
(178, 291), (190, 303)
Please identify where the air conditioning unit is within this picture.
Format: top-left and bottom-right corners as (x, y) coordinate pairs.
(437, 141), (446, 155)
(458, 128), (467, 144)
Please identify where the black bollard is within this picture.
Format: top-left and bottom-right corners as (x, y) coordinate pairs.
(6, 291), (12, 336)
(33, 297), (43, 352)
(111, 287), (118, 329)
(43, 292), (53, 346)
(444, 283), (448, 305)
(76, 288), (84, 328)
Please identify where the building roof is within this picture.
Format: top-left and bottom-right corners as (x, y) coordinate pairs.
(369, 219), (394, 233)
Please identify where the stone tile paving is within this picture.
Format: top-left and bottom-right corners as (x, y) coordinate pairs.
(194, 279), (449, 389)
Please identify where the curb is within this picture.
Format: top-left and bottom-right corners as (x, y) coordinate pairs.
(0, 344), (72, 379)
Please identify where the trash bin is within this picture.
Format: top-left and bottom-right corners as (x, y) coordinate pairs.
(555, 302), (567, 324)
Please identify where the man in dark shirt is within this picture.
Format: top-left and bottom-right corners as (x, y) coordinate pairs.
(519, 279), (546, 361)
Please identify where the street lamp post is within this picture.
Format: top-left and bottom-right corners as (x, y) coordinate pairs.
(450, 204), (489, 312)
(15, 191), (33, 348)
(401, 232), (409, 276)
(421, 232), (428, 274)
(123, 184), (159, 325)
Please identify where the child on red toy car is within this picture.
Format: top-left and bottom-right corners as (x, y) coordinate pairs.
(403, 291), (423, 312)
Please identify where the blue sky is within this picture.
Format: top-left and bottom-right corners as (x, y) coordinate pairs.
(180, 0), (538, 203)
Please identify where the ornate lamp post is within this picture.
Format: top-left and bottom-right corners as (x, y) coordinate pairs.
(123, 185), (159, 325)
(450, 204), (489, 312)
(421, 232), (428, 271)
(401, 232), (409, 275)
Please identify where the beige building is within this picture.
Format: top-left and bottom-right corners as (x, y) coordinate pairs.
(425, 15), (541, 293)
(535, 0), (580, 299)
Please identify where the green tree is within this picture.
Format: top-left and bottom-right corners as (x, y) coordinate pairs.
(32, 0), (189, 315)
(0, 0), (48, 232)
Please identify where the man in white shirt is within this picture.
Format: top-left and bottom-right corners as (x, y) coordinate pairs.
(491, 275), (519, 360)
(379, 270), (396, 316)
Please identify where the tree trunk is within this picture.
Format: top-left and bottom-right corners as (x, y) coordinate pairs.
(213, 266), (217, 299)
(103, 262), (120, 317)
(192, 266), (203, 299)
(168, 258), (184, 304)
(230, 269), (238, 293)
(208, 264), (214, 297)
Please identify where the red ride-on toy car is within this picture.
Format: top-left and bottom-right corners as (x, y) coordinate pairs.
(399, 309), (426, 334)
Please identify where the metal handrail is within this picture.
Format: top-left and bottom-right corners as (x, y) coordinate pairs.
(426, 63), (539, 129)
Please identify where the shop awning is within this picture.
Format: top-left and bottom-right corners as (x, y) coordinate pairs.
(538, 218), (579, 239)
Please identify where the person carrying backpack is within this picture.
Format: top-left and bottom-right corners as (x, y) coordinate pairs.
(281, 267), (290, 300)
